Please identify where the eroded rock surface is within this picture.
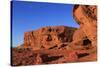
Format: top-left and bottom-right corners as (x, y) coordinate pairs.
(12, 5), (97, 66)
(73, 5), (97, 48)
(23, 26), (77, 50)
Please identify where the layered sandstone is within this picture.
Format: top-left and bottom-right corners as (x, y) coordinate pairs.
(12, 47), (96, 66)
(23, 26), (77, 50)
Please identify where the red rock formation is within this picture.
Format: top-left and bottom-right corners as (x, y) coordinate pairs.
(23, 26), (77, 50)
(73, 5), (97, 48)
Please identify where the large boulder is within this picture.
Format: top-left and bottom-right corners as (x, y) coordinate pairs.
(73, 28), (86, 41)
(73, 5), (97, 48)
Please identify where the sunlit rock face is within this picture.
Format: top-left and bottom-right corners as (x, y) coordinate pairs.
(73, 5), (97, 48)
(23, 26), (77, 50)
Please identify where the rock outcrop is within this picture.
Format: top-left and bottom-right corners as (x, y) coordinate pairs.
(73, 5), (97, 48)
(23, 26), (77, 50)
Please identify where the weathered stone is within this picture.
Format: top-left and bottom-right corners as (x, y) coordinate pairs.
(23, 26), (77, 50)
(73, 28), (86, 41)
(73, 5), (97, 48)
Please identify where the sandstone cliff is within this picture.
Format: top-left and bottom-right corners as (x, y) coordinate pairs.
(12, 5), (97, 66)
(23, 26), (77, 50)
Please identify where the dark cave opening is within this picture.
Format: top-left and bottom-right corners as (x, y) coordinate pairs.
(83, 39), (91, 46)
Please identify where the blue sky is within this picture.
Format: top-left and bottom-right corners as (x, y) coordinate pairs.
(12, 1), (79, 47)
